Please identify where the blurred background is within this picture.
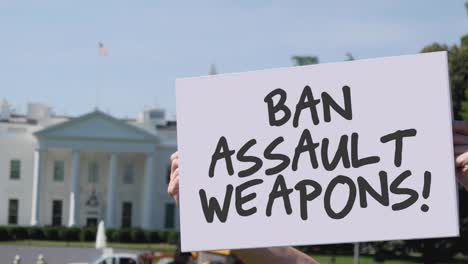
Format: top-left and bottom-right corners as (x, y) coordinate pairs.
(0, 1), (467, 263)
(1, 1), (466, 118)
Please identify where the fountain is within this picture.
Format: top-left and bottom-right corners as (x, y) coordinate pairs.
(95, 220), (107, 249)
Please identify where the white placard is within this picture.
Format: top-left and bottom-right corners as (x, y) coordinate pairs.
(176, 52), (459, 252)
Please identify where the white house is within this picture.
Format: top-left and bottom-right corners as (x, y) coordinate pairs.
(0, 101), (178, 230)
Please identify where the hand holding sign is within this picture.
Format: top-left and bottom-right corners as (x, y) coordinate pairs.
(453, 120), (468, 190)
(168, 152), (180, 207)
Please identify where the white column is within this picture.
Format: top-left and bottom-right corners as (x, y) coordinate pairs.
(30, 148), (45, 226)
(141, 152), (156, 229)
(68, 150), (81, 227)
(106, 153), (118, 228)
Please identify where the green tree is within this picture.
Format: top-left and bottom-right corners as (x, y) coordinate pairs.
(453, 44), (468, 119)
(462, 34), (468, 47)
(292, 56), (319, 66)
(421, 41), (468, 120)
(345, 52), (355, 61)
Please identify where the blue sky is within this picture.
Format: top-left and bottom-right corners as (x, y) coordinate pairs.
(1, 1), (467, 119)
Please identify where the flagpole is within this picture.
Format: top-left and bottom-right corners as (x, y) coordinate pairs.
(95, 85), (99, 110)
(97, 42), (108, 110)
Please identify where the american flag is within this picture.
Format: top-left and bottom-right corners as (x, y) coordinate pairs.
(98, 42), (108, 56)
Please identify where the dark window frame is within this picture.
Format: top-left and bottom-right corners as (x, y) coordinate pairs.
(119, 257), (136, 264)
(8, 199), (18, 225)
(86, 217), (98, 227)
(121, 202), (132, 228)
(88, 160), (99, 183)
(123, 162), (134, 184)
(9, 159), (21, 180)
(53, 160), (65, 182)
(52, 200), (63, 226)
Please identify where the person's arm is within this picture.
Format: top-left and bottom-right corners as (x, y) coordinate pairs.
(167, 151), (319, 264)
(453, 120), (468, 190)
(233, 247), (319, 264)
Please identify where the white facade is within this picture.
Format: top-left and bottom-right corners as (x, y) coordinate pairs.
(0, 103), (178, 230)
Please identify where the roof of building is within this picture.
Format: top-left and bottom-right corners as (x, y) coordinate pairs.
(35, 110), (160, 141)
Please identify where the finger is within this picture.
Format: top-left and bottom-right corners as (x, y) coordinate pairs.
(173, 176), (180, 194)
(454, 145), (468, 155)
(454, 134), (468, 145)
(170, 151), (179, 161)
(170, 168), (179, 182)
(455, 152), (468, 167)
(167, 175), (179, 196)
(453, 120), (468, 135)
(167, 179), (173, 194)
(169, 177), (180, 197)
(171, 159), (179, 174)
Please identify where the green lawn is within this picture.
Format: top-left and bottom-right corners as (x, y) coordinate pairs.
(312, 255), (414, 264)
(0, 240), (176, 252)
(311, 254), (468, 264)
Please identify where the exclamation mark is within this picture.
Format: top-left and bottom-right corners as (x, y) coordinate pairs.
(421, 171), (431, 212)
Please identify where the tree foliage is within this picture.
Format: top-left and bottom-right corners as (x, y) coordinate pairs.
(345, 52), (355, 61)
(292, 56), (319, 66)
(421, 41), (468, 120)
(462, 34), (468, 48)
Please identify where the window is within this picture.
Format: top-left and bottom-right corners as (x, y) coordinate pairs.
(9, 159), (20, 179)
(149, 110), (164, 119)
(88, 161), (99, 183)
(120, 258), (137, 264)
(53, 160), (65, 182)
(165, 203), (175, 229)
(121, 202), (132, 228)
(86, 218), (98, 227)
(123, 163), (134, 184)
(8, 199), (18, 225)
(97, 257), (116, 264)
(52, 200), (62, 226)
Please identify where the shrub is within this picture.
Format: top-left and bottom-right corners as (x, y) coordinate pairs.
(80, 227), (96, 242)
(111, 229), (132, 243)
(8, 226), (28, 240)
(27, 227), (44, 240)
(119, 229), (131, 243)
(146, 230), (161, 243)
(0, 227), (11, 241)
(106, 229), (116, 242)
(43, 227), (59, 240)
(167, 231), (179, 244)
(59, 227), (80, 241)
(110, 229), (119, 242)
(159, 231), (169, 243)
(131, 228), (146, 243)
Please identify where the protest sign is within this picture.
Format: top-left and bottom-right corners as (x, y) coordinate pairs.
(176, 52), (459, 252)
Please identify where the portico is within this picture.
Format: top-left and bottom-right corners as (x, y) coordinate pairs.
(30, 110), (161, 229)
